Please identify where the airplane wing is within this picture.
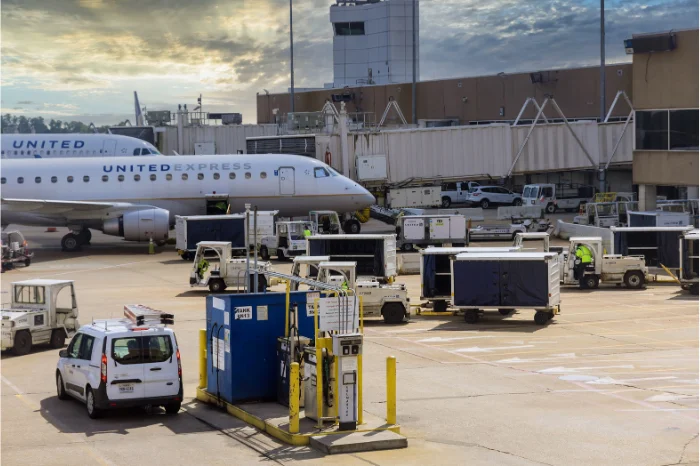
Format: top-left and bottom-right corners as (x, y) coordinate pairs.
(1, 198), (161, 220)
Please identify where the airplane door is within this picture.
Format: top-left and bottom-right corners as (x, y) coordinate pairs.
(102, 139), (117, 156)
(279, 167), (295, 195)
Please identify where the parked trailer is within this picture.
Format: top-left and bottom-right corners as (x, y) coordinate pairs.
(451, 252), (561, 325)
(679, 229), (699, 295)
(610, 226), (694, 274)
(306, 234), (397, 280)
(176, 214), (246, 260)
(397, 215), (467, 252)
(420, 247), (521, 313)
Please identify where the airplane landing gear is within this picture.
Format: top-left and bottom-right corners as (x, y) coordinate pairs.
(61, 229), (91, 252)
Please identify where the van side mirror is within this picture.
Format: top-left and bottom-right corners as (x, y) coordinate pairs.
(59, 349), (68, 358)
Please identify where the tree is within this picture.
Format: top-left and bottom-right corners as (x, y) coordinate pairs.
(29, 116), (49, 133)
(17, 116), (31, 133)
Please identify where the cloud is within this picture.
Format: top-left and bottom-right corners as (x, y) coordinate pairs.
(0, 0), (696, 124)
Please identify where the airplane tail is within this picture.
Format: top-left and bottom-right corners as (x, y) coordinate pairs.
(134, 91), (144, 126)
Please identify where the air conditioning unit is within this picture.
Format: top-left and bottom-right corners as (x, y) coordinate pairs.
(624, 32), (676, 54)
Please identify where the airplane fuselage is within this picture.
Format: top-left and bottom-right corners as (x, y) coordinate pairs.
(1, 134), (161, 158)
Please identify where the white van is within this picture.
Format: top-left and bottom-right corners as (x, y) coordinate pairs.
(55, 306), (181, 419)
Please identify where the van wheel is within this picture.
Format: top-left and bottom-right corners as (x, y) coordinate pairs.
(13, 330), (32, 356)
(86, 387), (102, 419)
(546, 203), (556, 214)
(401, 243), (413, 252)
(208, 279), (227, 293)
(343, 219), (361, 234)
(181, 252), (191, 261)
(24, 258), (31, 267)
(56, 372), (69, 400)
(164, 402), (181, 415)
(382, 303), (405, 324)
(260, 246), (270, 261)
(513, 198), (523, 206)
(579, 275), (599, 290)
(464, 310), (479, 324)
(690, 283), (699, 296)
(624, 271), (645, 290)
(480, 199), (490, 209)
(277, 249), (287, 261)
(50, 329), (66, 349)
(441, 197), (451, 208)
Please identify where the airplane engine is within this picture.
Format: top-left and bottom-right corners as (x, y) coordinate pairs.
(103, 208), (170, 242)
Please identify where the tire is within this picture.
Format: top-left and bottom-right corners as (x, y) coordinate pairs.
(534, 311), (549, 325)
(480, 199), (490, 209)
(208, 279), (226, 293)
(61, 233), (81, 252)
(441, 197), (451, 208)
(433, 300), (448, 313)
(545, 203), (556, 214)
(382, 303), (406, 324)
(85, 388), (102, 419)
(690, 283), (699, 296)
(181, 252), (191, 261)
(164, 402), (181, 415)
(401, 243), (413, 252)
(624, 271), (645, 290)
(260, 246), (270, 261)
(24, 258), (31, 267)
(579, 275), (599, 290)
(498, 309), (512, 316)
(277, 249), (287, 261)
(513, 198), (523, 206)
(50, 329), (66, 349)
(463, 310), (479, 324)
(12, 330), (32, 356)
(343, 219), (361, 234)
(56, 372), (69, 400)
(78, 229), (92, 245)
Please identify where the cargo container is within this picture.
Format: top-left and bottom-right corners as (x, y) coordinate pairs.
(397, 215), (467, 252)
(306, 234), (396, 280)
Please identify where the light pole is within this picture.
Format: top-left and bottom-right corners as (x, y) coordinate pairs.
(411, 0), (417, 125)
(290, 0), (295, 114)
(599, 0), (606, 192)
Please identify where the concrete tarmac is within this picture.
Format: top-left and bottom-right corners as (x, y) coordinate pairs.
(1, 226), (697, 465)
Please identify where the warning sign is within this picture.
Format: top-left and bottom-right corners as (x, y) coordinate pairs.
(318, 296), (359, 332)
(234, 306), (252, 320)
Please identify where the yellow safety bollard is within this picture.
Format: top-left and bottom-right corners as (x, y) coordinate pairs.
(358, 353), (363, 425)
(386, 356), (397, 425)
(198, 329), (207, 389)
(289, 362), (300, 434)
(314, 299), (324, 429)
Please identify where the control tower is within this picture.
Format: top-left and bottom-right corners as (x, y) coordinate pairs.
(330, 0), (419, 88)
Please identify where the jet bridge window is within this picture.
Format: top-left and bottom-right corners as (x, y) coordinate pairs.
(14, 285), (46, 304)
(314, 167), (329, 178)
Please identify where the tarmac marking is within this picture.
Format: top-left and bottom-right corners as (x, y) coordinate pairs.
(1, 375), (115, 466)
(40, 259), (154, 277)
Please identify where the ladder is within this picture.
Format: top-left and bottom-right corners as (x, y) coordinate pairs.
(263, 270), (345, 293)
(124, 304), (174, 325)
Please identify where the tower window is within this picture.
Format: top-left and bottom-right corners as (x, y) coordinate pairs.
(334, 22), (365, 36)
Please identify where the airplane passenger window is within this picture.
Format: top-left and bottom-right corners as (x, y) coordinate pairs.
(229, 172), (236, 180)
(133, 149), (140, 156)
(93, 150), (97, 155)
(67, 176), (73, 183)
(20, 150), (24, 155)
(102, 175), (109, 182)
(1, 178), (5, 184)
(166, 174), (173, 181)
(79, 150), (83, 155)
(73, 150), (77, 155)
(51, 176), (57, 183)
(118, 175), (125, 182)
(314, 167), (329, 178)
(60, 150), (64, 155)
(17, 177), (24, 184)
(213, 173), (220, 180)
(14, 150), (17, 155)
(182, 173), (188, 180)
(150, 174), (156, 181)
(197, 173), (204, 180)
(134, 174), (141, 181)
(245, 172), (251, 179)
(35, 177), (41, 183)
(83, 176), (89, 182)
(47, 151), (51, 155)
(1, 150), (4, 155)
(260, 172), (267, 179)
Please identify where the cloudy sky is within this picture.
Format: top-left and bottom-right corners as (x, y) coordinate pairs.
(1, 0), (697, 125)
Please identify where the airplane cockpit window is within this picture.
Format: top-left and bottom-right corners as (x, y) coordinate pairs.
(150, 148), (161, 154)
(314, 167), (329, 178)
(133, 149), (140, 156)
(141, 149), (151, 155)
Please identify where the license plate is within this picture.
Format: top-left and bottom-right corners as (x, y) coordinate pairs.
(118, 384), (134, 394)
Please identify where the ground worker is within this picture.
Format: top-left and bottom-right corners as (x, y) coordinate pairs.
(214, 201), (228, 215)
(341, 280), (349, 291)
(197, 257), (209, 279)
(574, 243), (593, 279)
(303, 226), (312, 237)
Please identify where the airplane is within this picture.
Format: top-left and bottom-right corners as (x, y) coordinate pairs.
(1, 134), (161, 159)
(0, 154), (375, 251)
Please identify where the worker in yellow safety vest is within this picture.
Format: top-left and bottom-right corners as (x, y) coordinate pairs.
(197, 257), (209, 279)
(303, 227), (312, 237)
(341, 280), (349, 291)
(574, 244), (593, 280)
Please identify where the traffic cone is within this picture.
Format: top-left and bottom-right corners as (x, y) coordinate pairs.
(148, 238), (155, 255)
